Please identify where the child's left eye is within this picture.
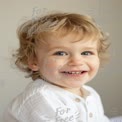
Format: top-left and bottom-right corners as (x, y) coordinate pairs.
(81, 51), (93, 55)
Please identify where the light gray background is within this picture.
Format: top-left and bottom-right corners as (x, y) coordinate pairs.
(0, 0), (122, 121)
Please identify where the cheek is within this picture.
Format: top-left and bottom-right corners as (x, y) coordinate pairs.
(42, 58), (60, 74)
(94, 62), (100, 72)
(90, 58), (100, 71)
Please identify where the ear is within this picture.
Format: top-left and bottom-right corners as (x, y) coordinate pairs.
(28, 60), (39, 71)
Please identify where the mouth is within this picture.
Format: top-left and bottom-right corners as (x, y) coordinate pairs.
(61, 71), (87, 75)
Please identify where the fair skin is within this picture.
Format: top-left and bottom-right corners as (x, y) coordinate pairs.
(29, 33), (100, 96)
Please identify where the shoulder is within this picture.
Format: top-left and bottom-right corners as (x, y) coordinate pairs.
(6, 79), (51, 116)
(4, 79), (57, 121)
(15, 79), (48, 103)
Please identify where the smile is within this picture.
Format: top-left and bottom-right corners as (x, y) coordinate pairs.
(61, 71), (87, 74)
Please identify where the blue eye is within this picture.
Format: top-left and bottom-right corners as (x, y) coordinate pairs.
(54, 51), (68, 56)
(81, 51), (93, 55)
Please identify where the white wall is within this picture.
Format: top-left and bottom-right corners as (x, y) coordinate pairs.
(0, 0), (122, 121)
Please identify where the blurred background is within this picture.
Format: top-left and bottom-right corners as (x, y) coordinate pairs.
(0, 0), (122, 121)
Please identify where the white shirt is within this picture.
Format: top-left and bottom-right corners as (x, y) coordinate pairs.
(3, 79), (110, 122)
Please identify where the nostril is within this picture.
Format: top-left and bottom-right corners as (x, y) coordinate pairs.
(68, 58), (83, 66)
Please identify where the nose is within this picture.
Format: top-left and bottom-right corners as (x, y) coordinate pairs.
(68, 54), (83, 66)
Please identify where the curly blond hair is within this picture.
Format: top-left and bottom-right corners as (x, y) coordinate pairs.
(15, 12), (109, 80)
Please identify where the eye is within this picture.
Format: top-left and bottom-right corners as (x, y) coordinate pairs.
(81, 51), (93, 56)
(53, 51), (68, 56)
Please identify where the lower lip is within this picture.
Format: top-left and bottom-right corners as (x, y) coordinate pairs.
(61, 71), (87, 77)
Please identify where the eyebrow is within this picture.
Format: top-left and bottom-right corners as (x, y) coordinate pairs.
(82, 47), (98, 50)
(47, 46), (68, 52)
(47, 46), (97, 52)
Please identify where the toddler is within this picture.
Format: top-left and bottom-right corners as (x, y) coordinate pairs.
(4, 12), (110, 122)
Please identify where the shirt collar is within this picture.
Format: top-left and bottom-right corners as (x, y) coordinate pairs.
(36, 79), (92, 99)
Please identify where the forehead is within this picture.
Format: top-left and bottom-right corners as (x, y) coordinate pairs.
(45, 32), (98, 48)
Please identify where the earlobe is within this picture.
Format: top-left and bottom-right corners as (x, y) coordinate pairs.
(28, 62), (39, 71)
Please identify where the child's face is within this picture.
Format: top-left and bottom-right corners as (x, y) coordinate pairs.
(35, 33), (100, 90)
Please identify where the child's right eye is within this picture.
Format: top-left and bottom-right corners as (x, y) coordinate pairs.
(53, 51), (68, 56)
